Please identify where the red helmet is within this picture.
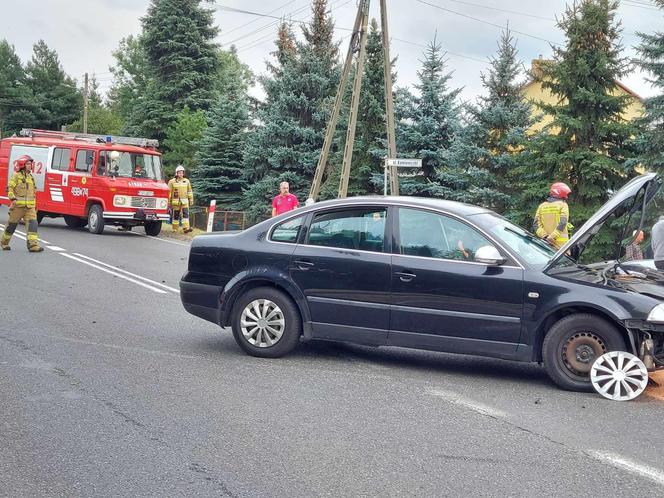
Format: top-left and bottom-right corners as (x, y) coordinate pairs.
(550, 182), (571, 199)
(14, 155), (34, 171)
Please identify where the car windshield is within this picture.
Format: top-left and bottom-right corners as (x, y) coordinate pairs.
(99, 151), (163, 181)
(471, 212), (566, 268)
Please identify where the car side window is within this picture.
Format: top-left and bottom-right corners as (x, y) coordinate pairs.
(271, 216), (304, 244)
(52, 147), (72, 171)
(399, 208), (491, 261)
(308, 208), (387, 252)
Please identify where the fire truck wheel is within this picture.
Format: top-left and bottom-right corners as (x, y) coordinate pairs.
(64, 215), (85, 228)
(36, 211), (45, 225)
(144, 221), (162, 236)
(87, 205), (105, 235)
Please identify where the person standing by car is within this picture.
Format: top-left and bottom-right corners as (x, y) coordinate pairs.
(168, 165), (194, 233)
(625, 230), (645, 261)
(271, 181), (299, 217)
(652, 217), (664, 270)
(533, 182), (572, 249)
(1, 155), (43, 252)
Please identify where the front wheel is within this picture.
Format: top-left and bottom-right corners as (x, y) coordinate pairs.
(64, 215), (85, 228)
(231, 287), (301, 358)
(87, 205), (105, 234)
(144, 221), (162, 236)
(542, 313), (626, 391)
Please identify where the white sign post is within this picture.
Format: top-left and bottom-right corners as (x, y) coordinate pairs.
(384, 158), (422, 195)
(206, 199), (216, 233)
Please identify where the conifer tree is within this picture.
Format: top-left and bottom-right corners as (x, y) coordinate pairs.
(634, 0), (664, 169)
(130, 0), (219, 141)
(162, 106), (208, 177)
(446, 30), (531, 212)
(108, 35), (149, 129)
(192, 52), (252, 207)
(525, 0), (638, 258)
(25, 40), (82, 131)
(397, 37), (461, 196)
(240, 2), (341, 220)
(0, 40), (36, 137)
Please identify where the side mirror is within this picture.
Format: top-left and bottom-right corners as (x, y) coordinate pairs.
(474, 245), (507, 266)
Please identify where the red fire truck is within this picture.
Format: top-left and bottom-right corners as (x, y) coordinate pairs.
(0, 129), (170, 235)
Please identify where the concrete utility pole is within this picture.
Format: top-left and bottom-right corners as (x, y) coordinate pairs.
(83, 72), (89, 134)
(308, 0), (399, 201)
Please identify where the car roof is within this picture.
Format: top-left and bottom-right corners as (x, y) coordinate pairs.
(301, 196), (493, 216)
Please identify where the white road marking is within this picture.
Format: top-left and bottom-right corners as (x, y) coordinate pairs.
(46, 245), (66, 252)
(426, 388), (508, 419)
(0, 223), (51, 244)
(588, 451), (664, 487)
(73, 252), (180, 293)
(59, 253), (168, 294)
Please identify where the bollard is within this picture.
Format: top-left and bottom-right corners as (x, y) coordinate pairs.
(206, 199), (216, 233)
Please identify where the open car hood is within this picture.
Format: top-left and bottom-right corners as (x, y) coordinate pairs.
(545, 173), (661, 271)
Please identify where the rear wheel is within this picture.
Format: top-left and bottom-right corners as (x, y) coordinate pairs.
(144, 221), (162, 236)
(87, 205), (105, 234)
(231, 287), (301, 358)
(543, 313), (626, 391)
(36, 211), (45, 225)
(64, 215), (85, 228)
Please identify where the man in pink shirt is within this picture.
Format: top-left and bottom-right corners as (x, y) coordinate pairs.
(272, 181), (299, 217)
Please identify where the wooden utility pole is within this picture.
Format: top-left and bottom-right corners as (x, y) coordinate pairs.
(338, 1), (369, 198)
(308, 5), (365, 202)
(307, 0), (399, 202)
(380, 0), (399, 195)
(83, 72), (89, 134)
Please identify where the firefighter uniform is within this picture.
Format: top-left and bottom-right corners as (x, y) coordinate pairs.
(2, 169), (43, 252)
(168, 176), (193, 232)
(533, 198), (570, 249)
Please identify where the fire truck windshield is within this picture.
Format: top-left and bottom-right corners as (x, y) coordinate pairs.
(99, 151), (163, 181)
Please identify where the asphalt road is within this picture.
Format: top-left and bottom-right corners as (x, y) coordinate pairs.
(2, 205), (664, 497)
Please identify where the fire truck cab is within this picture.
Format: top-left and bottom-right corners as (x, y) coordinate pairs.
(0, 129), (170, 236)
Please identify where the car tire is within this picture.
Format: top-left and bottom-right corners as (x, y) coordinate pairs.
(231, 287), (301, 358)
(64, 215), (85, 228)
(543, 313), (626, 392)
(87, 205), (105, 234)
(144, 221), (162, 236)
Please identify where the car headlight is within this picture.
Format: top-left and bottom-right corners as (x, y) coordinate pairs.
(114, 195), (128, 207)
(158, 198), (168, 210)
(647, 303), (664, 323)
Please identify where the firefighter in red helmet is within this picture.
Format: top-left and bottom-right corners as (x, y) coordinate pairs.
(533, 182), (572, 249)
(1, 155), (43, 252)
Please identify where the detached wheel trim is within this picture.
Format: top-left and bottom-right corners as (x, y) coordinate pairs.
(590, 351), (648, 401)
(240, 299), (285, 348)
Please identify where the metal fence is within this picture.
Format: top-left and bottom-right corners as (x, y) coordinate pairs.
(187, 207), (268, 232)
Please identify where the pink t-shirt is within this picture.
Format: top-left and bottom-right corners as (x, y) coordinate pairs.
(272, 193), (299, 215)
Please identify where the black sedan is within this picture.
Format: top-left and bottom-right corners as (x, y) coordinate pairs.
(180, 173), (664, 392)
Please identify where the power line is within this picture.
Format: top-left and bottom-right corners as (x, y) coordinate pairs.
(391, 37), (488, 64)
(218, 0), (300, 39)
(414, 0), (559, 46)
(438, 0), (555, 21)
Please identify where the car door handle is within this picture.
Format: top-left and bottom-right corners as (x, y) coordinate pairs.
(395, 271), (416, 282)
(293, 260), (314, 270)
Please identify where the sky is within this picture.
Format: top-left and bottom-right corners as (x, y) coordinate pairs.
(1, 0), (662, 106)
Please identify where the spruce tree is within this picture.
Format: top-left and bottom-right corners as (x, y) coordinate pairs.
(162, 106), (207, 177)
(634, 0), (664, 169)
(131, 0), (219, 141)
(108, 35), (149, 130)
(25, 40), (82, 131)
(192, 63), (251, 207)
(240, 2), (341, 220)
(0, 40), (36, 137)
(398, 37), (461, 195)
(446, 30), (531, 212)
(527, 0), (639, 258)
